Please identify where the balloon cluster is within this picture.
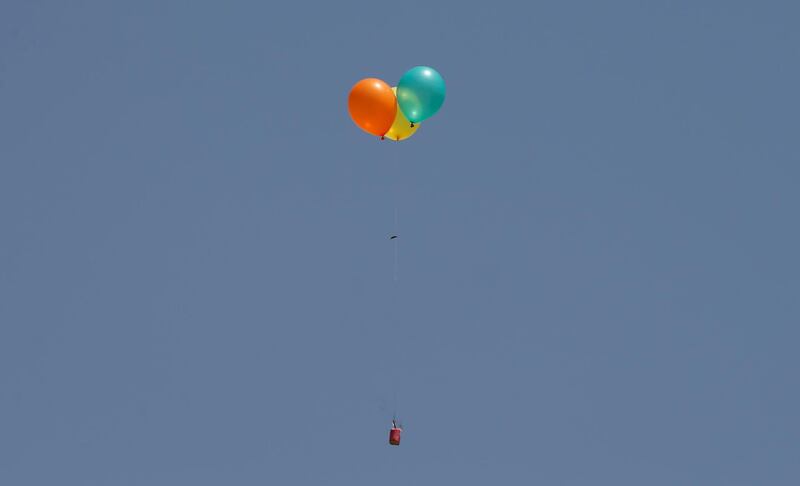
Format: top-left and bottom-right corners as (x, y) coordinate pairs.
(348, 66), (446, 141)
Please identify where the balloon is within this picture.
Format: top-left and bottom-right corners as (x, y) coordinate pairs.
(396, 66), (446, 124)
(383, 87), (419, 141)
(348, 78), (397, 137)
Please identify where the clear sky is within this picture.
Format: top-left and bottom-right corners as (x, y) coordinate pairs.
(1, 1), (798, 484)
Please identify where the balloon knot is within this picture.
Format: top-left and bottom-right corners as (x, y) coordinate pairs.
(410, 123), (415, 128)
(381, 136), (385, 140)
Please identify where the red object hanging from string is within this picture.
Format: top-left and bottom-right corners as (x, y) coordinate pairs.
(389, 420), (402, 446)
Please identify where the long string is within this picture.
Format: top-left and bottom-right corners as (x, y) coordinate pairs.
(391, 155), (400, 425)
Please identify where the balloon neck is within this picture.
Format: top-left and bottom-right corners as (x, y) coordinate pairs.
(380, 136), (385, 140)
(410, 123), (415, 128)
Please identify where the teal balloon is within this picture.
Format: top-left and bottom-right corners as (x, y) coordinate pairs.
(396, 66), (446, 124)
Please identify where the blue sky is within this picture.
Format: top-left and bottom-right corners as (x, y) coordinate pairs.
(1, 1), (798, 484)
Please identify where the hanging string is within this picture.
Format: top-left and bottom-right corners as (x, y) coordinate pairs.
(393, 205), (399, 282)
(390, 153), (400, 427)
(393, 389), (398, 423)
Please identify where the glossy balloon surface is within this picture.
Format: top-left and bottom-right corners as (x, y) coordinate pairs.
(396, 66), (446, 124)
(348, 78), (397, 137)
(383, 87), (419, 141)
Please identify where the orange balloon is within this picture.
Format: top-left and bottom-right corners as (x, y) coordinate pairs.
(348, 78), (397, 137)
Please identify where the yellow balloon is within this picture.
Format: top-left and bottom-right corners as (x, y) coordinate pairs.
(383, 87), (419, 141)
